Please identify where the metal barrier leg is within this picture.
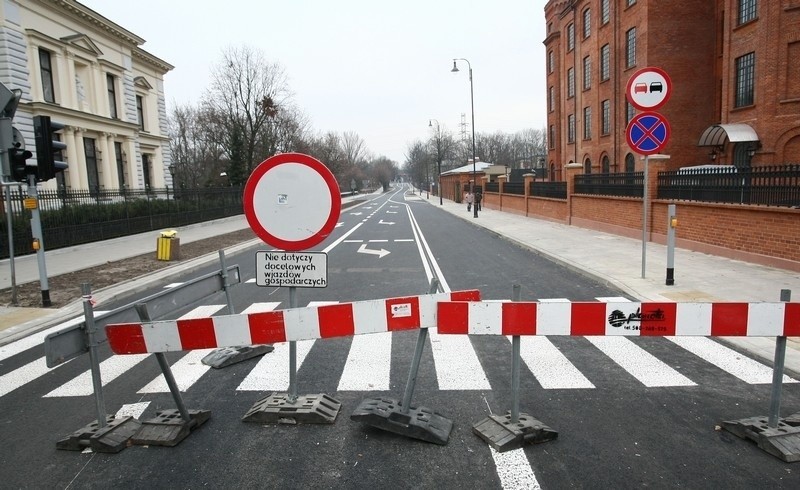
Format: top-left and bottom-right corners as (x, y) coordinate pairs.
(351, 278), (454, 445)
(721, 289), (800, 462)
(242, 286), (341, 425)
(128, 304), (210, 447)
(56, 283), (142, 453)
(202, 250), (274, 368)
(472, 284), (558, 452)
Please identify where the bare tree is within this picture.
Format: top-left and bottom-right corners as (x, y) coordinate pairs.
(404, 139), (429, 189)
(428, 124), (457, 203)
(205, 45), (290, 184)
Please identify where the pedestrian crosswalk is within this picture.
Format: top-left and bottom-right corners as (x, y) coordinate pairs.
(0, 297), (797, 402)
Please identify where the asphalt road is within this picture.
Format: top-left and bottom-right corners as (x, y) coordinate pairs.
(1, 185), (798, 489)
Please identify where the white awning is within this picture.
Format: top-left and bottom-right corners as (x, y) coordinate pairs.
(698, 123), (759, 147)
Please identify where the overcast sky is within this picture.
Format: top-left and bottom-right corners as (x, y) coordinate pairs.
(81, 0), (548, 164)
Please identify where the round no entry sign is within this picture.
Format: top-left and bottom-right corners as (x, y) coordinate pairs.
(243, 153), (341, 251)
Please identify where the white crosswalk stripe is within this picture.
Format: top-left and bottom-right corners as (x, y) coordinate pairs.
(236, 301), (332, 392)
(137, 304), (227, 393)
(428, 328), (492, 390)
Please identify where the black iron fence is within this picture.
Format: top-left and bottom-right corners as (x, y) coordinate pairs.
(503, 182), (525, 195)
(530, 181), (567, 199)
(485, 182), (499, 193)
(574, 172), (644, 198)
(1, 186), (243, 259)
(658, 164), (800, 207)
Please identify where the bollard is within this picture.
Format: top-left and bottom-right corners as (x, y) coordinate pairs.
(666, 204), (676, 286)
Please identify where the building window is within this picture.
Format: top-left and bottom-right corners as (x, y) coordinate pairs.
(549, 125), (555, 149)
(548, 86), (554, 112)
(626, 100), (635, 125)
(600, 44), (610, 81)
(567, 67), (575, 98)
(567, 114), (575, 143)
(548, 50), (554, 73)
(625, 153), (635, 172)
(583, 106), (592, 140)
(584, 158), (592, 174)
(567, 23), (575, 52)
(107, 74), (118, 119)
(601, 0), (610, 25)
(583, 56), (592, 89)
(626, 28), (637, 68)
(602, 156), (610, 173)
(114, 141), (125, 189)
(39, 48), (56, 103)
(602, 99), (610, 135)
(738, 0), (757, 25)
(136, 95), (145, 131)
(735, 52), (755, 107)
(142, 153), (152, 189)
(83, 137), (100, 193)
(583, 9), (591, 38)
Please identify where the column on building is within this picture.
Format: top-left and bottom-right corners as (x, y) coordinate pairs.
(96, 132), (113, 189)
(91, 61), (106, 116)
(124, 137), (139, 189)
(62, 50), (77, 110)
(26, 41), (42, 101)
(72, 128), (88, 189)
(104, 134), (120, 189)
(63, 127), (81, 190)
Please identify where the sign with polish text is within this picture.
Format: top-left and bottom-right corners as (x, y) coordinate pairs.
(256, 251), (328, 288)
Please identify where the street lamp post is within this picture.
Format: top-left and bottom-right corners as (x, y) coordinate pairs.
(429, 119), (443, 205)
(167, 164), (175, 199)
(451, 58), (478, 218)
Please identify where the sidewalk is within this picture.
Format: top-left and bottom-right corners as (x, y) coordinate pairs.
(2, 188), (799, 374)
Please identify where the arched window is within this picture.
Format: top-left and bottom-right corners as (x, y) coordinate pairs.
(602, 155), (610, 173)
(625, 153), (636, 172)
(584, 158), (592, 174)
(550, 163), (556, 181)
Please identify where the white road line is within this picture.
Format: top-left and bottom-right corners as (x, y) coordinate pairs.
(428, 329), (491, 390)
(0, 312), (108, 398)
(513, 336), (595, 389)
(393, 239), (414, 242)
(137, 305), (226, 393)
(666, 337), (798, 384)
(115, 402), (150, 419)
(492, 448), (542, 490)
(236, 301), (334, 392)
(337, 332), (392, 391)
(44, 354), (150, 397)
(586, 337), (697, 387)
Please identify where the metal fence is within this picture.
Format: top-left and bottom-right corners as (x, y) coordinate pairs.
(657, 164), (800, 207)
(485, 182), (499, 193)
(503, 182), (525, 195)
(1, 186), (243, 259)
(574, 172), (644, 197)
(530, 181), (567, 199)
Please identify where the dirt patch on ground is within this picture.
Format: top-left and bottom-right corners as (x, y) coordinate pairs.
(1, 228), (258, 308)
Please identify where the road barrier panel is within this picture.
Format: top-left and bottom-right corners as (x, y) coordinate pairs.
(106, 289), (481, 428)
(351, 280), (480, 445)
(437, 294), (800, 460)
(53, 252), (239, 453)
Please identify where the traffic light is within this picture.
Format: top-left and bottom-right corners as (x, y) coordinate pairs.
(9, 147), (32, 182)
(33, 115), (67, 182)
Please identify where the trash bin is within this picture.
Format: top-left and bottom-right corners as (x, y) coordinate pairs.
(156, 230), (180, 261)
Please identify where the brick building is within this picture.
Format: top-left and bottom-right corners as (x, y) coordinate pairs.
(543, 0), (800, 178)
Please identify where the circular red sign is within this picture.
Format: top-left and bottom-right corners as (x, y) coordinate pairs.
(626, 111), (671, 155)
(243, 153), (341, 251)
(625, 67), (672, 111)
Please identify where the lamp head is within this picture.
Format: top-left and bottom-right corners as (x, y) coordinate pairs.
(429, 120), (433, 127)
(451, 60), (459, 73)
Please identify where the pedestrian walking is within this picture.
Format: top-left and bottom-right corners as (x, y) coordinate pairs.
(475, 191), (482, 212)
(465, 191), (473, 212)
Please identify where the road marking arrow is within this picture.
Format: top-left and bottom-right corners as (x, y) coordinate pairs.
(379, 219), (395, 225)
(357, 243), (390, 258)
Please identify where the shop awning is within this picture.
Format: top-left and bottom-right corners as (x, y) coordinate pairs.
(698, 123), (759, 147)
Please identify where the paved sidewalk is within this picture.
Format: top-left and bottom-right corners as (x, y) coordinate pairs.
(2, 188), (799, 375)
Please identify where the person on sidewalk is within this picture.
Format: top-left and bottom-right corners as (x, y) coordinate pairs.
(475, 191), (482, 212)
(465, 191), (474, 212)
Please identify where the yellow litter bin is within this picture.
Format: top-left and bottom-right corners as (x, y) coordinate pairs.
(156, 230), (180, 261)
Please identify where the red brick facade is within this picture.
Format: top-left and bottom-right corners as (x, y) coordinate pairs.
(543, 0), (800, 176)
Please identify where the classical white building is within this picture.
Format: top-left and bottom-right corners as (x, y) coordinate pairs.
(0, 0), (173, 191)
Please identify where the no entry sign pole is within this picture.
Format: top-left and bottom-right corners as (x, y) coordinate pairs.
(242, 152), (342, 423)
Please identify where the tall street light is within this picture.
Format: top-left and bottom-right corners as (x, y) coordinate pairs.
(451, 58), (478, 218)
(429, 119), (443, 205)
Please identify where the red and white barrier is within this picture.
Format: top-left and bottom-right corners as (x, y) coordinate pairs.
(437, 301), (800, 337)
(106, 290), (480, 355)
